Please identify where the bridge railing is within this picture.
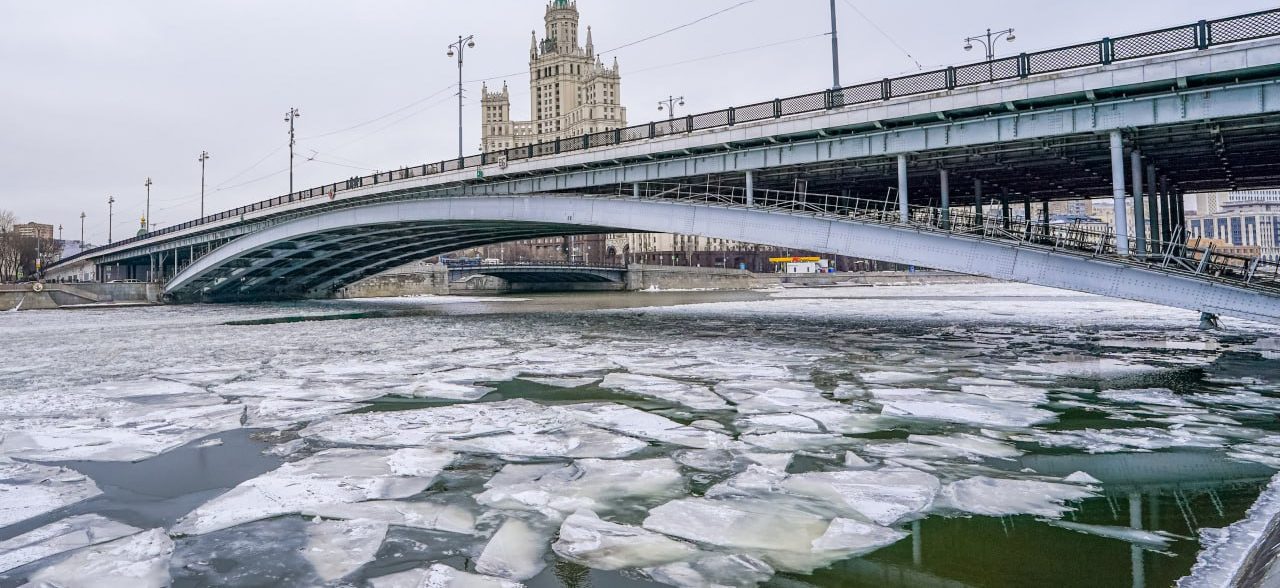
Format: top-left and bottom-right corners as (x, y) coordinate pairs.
(618, 181), (1280, 295)
(52, 8), (1280, 271)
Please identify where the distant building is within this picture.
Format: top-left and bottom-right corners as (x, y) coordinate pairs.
(13, 222), (53, 241)
(1186, 191), (1280, 261)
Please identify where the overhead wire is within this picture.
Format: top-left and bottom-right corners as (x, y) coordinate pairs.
(838, 0), (924, 70)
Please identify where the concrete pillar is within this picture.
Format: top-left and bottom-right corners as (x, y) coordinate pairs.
(632, 183), (641, 199)
(1041, 200), (1050, 236)
(1176, 189), (1187, 243)
(973, 179), (984, 226)
(744, 171), (754, 207)
(1130, 151), (1146, 255)
(1000, 189), (1011, 230)
(939, 168), (950, 229)
(1109, 130), (1131, 255)
(1160, 176), (1172, 243)
(1147, 164), (1160, 250)
(897, 154), (909, 223)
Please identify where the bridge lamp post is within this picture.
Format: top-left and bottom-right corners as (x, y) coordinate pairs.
(198, 151), (211, 218)
(447, 35), (476, 161)
(657, 96), (684, 121)
(79, 212), (85, 246)
(107, 196), (115, 244)
(285, 108), (300, 195)
(963, 28), (1016, 62)
(143, 177), (152, 233)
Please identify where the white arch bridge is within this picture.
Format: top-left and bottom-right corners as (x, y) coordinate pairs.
(144, 186), (1279, 325)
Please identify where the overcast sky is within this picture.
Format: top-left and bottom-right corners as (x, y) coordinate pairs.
(2, 0), (1272, 244)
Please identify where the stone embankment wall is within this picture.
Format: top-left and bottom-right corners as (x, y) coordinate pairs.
(0, 283), (160, 311)
(334, 266), (451, 299)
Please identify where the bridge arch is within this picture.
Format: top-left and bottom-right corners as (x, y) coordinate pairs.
(166, 195), (1280, 325)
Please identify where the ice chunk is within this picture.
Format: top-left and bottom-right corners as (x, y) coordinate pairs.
(303, 519), (388, 582)
(302, 400), (647, 460)
(872, 389), (1056, 428)
(717, 380), (839, 414)
(475, 518), (550, 581)
(1063, 471), (1102, 485)
(737, 408), (888, 436)
(1045, 520), (1174, 550)
(0, 514), (140, 573)
(740, 432), (851, 451)
(554, 403), (732, 449)
(960, 385), (1049, 404)
(644, 553), (774, 588)
(476, 458), (685, 521)
(0, 461), (101, 527)
(811, 517), (909, 554)
(370, 563), (524, 588)
(1022, 427), (1228, 453)
(553, 509), (698, 570)
(213, 378), (385, 403)
(24, 528), (173, 588)
(782, 469), (940, 526)
(859, 371), (935, 385)
(844, 452), (874, 469)
(599, 373), (729, 410)
(523, 376), (599, 388)
(301, 501), (476, 534)
(936, 476), (1096, 518)
(906, 433), (1022, 460)
(173, 447), (454, 535)
(690, 419), (725, 430)
(1099, 388), (1194, 408)
(240, 397), (358, 428)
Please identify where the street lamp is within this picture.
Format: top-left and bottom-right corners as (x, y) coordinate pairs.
(198, 151), (211, 218)
(107, 196), (115, 244)
(285, 108), (300, 195)
(447, 34), (477, 161)
(79, 212), (85, 246)
(143, 177), (152, 233)
(963, 28), (1016, 62)
(657, 96), (685, 120)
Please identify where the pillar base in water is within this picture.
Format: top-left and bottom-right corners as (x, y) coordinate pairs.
(1199, 312), (1222, 330)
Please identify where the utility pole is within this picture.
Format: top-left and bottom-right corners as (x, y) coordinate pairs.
(657, 96), (685, 120)
(198, 151), (210, 218)
(80, 212), (85, 246)
(447, 35), (476, 161)
(107, 196), (115, 244)
(143, 177), (152, 233)
(828, 0), (840, 89)
(285, 108), (300, 194)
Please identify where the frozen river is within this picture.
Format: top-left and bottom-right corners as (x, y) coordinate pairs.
(1, 283), (1278, 587)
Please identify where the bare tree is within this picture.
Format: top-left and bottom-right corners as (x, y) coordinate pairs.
(0, 209), (17, 282)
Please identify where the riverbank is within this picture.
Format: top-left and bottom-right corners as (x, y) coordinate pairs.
(0, 282), (160, 311)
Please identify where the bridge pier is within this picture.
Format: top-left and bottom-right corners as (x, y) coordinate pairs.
(745, 170), (754, 207)
(1146, 164), (1160, 251)
(1160, 176), (1173, 244)
(1000, 189), (1011, 230)
(1023, 193), (1032, 238)
(939, 168), (950, 229)
(1109, 130), (1131, 256)
(1131, 150), (1147, 255)
(973, 179), (984, 225)
(896, 154), (909, 223)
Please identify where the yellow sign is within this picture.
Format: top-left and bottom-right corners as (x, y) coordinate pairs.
(769, 257), (822, 263)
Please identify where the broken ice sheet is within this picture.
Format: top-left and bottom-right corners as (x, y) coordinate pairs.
(554, 402), (732, 449)
(0, 461), (102, 528)
(369, 563), (523, 588)
(300, 500), (477, 534)
(935, 476), (1096, 518)
(303, 519), (388, 582)
(476, 458), (686, 521)
(781, 469), (941, 526)
(1045, 519), (1177, 550)
(172, 447), (455, 535)
(23, 528), (173, 588)
(643, 553), (775, 588)
(553, 509), (698, 570)
(301, 399), (647, 459)
(213, 378), (387, 403)
(475, 517), (551, 581)
(0, 514), (140, 574)
(599, 373), (730, 411)
(871, 388), (1057, 428)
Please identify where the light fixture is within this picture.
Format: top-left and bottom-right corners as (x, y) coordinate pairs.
(447, 48), (455, 57)
(964, 43), (973, 51)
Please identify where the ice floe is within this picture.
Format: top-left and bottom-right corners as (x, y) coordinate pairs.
(476, 458), (685, 521)
(0, 514), (140, 573)
(554, 403), (732, 449)
(1045, 520), (1176, 550)
(599, 373), (730, 410)
(173, 447), (454, 535)
(643, 553), (775, 588)
(781, 468), (941, 526)
(1099, 388), (1194, 408)
(871, 389), (1056, 428)
(301, 500), (476, 534)
(475, 517), (551, 581)
(22, 528), (173, 588)
(552, 509), (698, 570)
(303, 519), (388, 581)
(936, 476), (1096, 518)
(370, 563), (524, 588)
(0, 461), (101, 527)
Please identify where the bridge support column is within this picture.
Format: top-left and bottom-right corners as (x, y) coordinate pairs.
(1131, 151), (1147, 255)
(973, 179), (984, 226)
(744, 170), (755, 207)
(633, 183), (640, 199)
(1109, 130), (1131, 255)
(1022, 193), (1032, 239)
(1147, 164), (1160, 251)
(939, 169), (950, 229)
(1160, 176), (1173, 244)
(896, 154), (909, 223)
(1000, 189), (1011, 231)
(1041, 200), (1050, 236)
(1175, 188), (1187, 243)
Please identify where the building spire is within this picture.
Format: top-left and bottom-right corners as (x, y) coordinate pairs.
(530, 29), (538, 58)
(586, 26), (594, 57)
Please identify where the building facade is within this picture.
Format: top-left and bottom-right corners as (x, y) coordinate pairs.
(1186, 191), (1280, 261)
(13, 222), (54, 241)
(480, 0), (625, 154)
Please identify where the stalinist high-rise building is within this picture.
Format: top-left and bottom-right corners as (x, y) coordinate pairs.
(481, 0), (626, 153)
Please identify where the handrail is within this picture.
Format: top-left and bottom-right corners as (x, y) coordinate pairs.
(52, 8), (1280, 270)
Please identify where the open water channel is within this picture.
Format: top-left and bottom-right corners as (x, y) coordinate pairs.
(0, 283), (1277, 587)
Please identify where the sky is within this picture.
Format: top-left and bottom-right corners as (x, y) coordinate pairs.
(1, 0), (1274, 245)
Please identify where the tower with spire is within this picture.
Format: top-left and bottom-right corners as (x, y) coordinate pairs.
(481, 0), (625, 154)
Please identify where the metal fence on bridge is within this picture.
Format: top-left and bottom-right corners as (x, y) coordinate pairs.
(56, 8), (1280, 270)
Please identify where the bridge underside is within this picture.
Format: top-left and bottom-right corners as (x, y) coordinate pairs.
(162, 196), (1280, 325)
(169, 221), (616, 301)
(452, 269), (623, 284)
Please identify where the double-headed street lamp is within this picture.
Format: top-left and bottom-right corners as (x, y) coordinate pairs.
(143, 177), (152, 233)
(198, 151), (211, 218)
(447, 35), (477, 161)
(963, 27), (1017, 61)
(285, 108), (300, 194)
(657, 96), (685, 120)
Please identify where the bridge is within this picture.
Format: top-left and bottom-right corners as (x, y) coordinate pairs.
(46, 9), (1280, 325)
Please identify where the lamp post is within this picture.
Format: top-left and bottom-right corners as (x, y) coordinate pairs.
(79, 212), (85, 246)
(143, 177), (152, 233)
(828, 0), (840, 89)
(107, 196), (115, 244)
(447, 35), (476, 161)
(963, 27), (1016, 62)
(285, 108), (300, 195)
(198, 151), (210, 218)
(657, 96), (685, 120)
(58, 224), (63, 241)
